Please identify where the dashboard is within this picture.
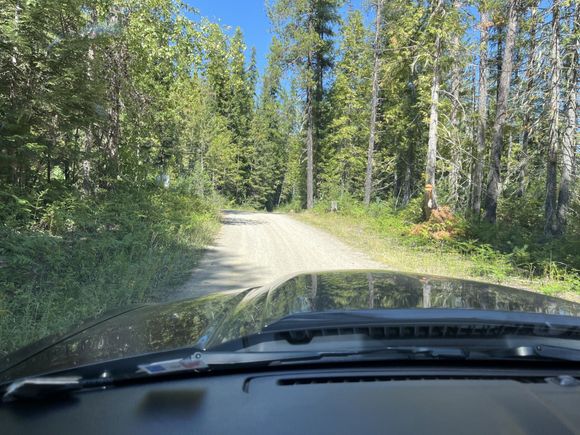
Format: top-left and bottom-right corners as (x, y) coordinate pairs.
(2, 366), (580, 435)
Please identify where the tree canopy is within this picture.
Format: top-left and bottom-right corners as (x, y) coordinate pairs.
(1, 0), (578, 232)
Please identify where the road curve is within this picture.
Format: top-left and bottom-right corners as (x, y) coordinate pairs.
(174, 210), (387, 299)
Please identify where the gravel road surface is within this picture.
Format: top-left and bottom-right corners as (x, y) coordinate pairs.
(174, 210), (386, 299)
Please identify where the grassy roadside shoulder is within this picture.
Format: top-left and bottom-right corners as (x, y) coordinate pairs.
(0, 185), (221, 356)
(291, 203), (579, 303)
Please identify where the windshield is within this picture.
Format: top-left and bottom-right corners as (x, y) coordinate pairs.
(1, 0), (579, 378)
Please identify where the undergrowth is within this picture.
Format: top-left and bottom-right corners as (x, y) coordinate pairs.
(306, 195), (579, 296)
(0, 183), (220, 355)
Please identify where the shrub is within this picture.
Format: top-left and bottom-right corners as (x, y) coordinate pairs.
(304, 196), (579, 294)
(0, 184), (220, 355)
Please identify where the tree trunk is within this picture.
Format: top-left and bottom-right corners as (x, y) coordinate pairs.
(494, 25), (505, 103)
(7, 2), (20, 185)
(106, 54), (122, 181)
(306, 79), (315, 209)
(364, 0), (384, 207)
(544, 2), (561, 236)
(401, 70), (419, 207)
(483, 0), (519, 223)
(104, 11), (123, 183)
(470, 8), (490, 216)
(305, 15), (315, 210)
(424, 33), (441, 217)
(556, 3), (578, 234)
(449, 0), (462, 208)
(46, 147), (51, 183)
(47, 116), (59, 184)
(82, 8), (98, 196)
(516, 5), (539, 197)
(82, 130), (93, 195)
(401, 141), (415, 206)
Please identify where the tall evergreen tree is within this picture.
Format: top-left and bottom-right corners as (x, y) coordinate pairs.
(248, 38), (288, 209)
(544, 1), (562, 235)
(320, 10), (371, 199)
(364, 0), (384, 206)
(268, 0), (343, 209)
(556, 3), (578, 234)
(424, 0), (444, 218)
(483, 0), (520, 223)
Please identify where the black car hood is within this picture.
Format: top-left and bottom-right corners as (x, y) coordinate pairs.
(1, 271), (579, 382)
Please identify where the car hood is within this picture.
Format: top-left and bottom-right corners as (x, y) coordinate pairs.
(1, 270), (579, 382)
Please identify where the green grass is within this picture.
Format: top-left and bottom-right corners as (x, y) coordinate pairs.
(0, 184), (220, 356)
(292, 197), (579, 302)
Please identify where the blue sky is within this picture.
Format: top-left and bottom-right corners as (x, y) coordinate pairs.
(184, 0), (367, 74)
(185, 0), (272, 73)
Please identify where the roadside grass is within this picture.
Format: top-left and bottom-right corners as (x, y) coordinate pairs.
(292, 197), (579, 302)
(0, 184), (220, 356)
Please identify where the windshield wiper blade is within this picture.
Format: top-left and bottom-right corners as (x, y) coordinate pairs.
(137, 351), (332, 375)
(138, 347), (468, 376)
(139, 343), (580, 376)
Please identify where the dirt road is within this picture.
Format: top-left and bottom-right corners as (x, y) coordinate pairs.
(174, 210), (386, 299)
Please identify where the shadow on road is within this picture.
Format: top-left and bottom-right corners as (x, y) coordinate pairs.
(171, 246), (268, 300)
(171, 209), (386, 302)
(220, 210), (265, 226)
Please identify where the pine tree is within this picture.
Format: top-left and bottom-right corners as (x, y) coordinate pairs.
(544, 1), (562, 235)
(268, 0), (343, 209)
(483, 0), (520, 223)
(555, 3), (578, 234)
(424, 0), (444, 218)
(515, 4), (540, 198)
(248, 38), (288, 209)
(320, 10), (371, 199)
(364, 0), (384, 206)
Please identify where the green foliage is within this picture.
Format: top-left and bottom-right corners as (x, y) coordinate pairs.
(269, 0), (344, 205)
(318, 10), (371, 200)
(468, 185), (580, 275)
(245, 38), (291, 210)
(302, 197), (579, 294)
(453, 241), (515, 281)
(2, 0), (579, 355)
(0, 186), (220, 355)
(0, 0), (274, 207)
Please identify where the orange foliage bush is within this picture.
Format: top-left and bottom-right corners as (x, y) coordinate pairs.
(410, 206), (464, 241)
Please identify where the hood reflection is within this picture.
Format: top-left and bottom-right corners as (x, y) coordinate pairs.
(1, 271), (579, 382)
(209, 272), (579, 345)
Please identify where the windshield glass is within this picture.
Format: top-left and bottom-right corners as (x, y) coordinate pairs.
(0, 0), (578, 378)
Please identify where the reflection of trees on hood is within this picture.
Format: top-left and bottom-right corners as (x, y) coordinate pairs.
(268, 272), (580, 317)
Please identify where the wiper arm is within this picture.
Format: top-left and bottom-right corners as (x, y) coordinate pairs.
(137, 351), (334, 374)
(482, 344), (580, 362)
(535, 345), (580, 362)
(141, 343), (580, 375)
(137, 347), (468, 376)
(2, 352), (329, 401)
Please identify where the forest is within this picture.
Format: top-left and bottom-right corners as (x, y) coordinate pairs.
(0, 0), (578, 353)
